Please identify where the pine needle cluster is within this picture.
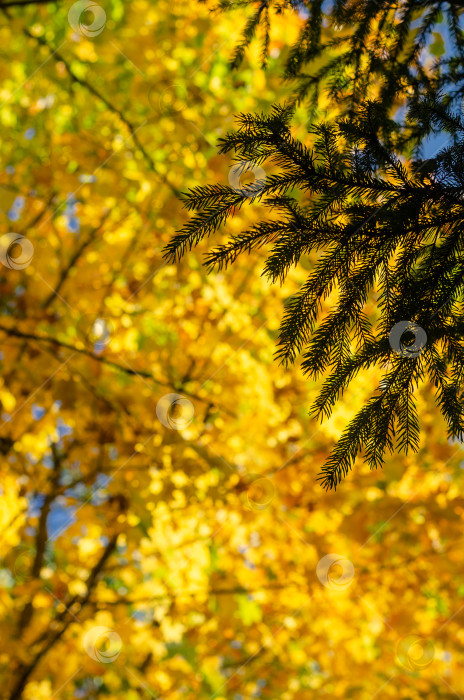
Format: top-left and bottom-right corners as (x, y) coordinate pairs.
(164, 1), (464, 489)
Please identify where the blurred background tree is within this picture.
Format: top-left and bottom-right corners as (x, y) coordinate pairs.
(0, 1), (463, 699)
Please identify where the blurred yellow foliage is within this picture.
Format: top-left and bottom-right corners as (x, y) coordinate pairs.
(0, 1), (462, 700)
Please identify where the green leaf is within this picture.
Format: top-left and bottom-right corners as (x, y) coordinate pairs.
(236, 594), (262, 625)
(430, 32), (445, 57)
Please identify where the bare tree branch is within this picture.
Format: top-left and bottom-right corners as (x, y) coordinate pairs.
(0, 324), (234, 412)
(0, 0), (58, 7)
(9, 535), (119, 700)
(16, 443), (62, 635)
(41, 211), (112, 310)
(6, 17), (180, 197)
